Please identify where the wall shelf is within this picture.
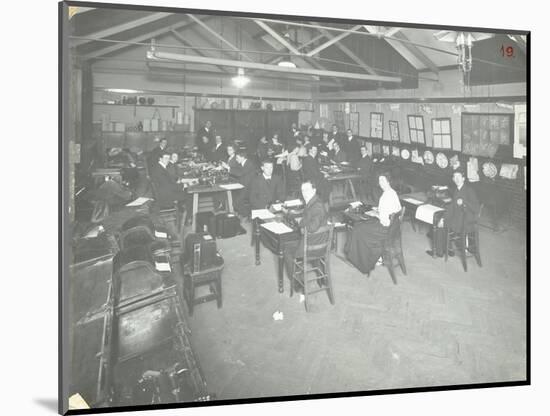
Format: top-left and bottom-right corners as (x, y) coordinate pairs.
(93, 102), (179, 108)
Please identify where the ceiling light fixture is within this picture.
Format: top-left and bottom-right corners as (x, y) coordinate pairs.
(278, 56), (297, 68)
(105, 88), (143, 94)
(232, 68), (250, 88)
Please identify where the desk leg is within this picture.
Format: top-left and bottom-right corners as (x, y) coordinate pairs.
(226, 190), (234, 213)
(348, 179), (357, 200)
(191, 194), (199, 232)
(254, 220), (261, 266)
(431, 225), (437, 259)
(278, 249), (284, 293)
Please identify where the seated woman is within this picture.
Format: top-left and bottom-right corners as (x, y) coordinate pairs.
(345, 172), (402, 276)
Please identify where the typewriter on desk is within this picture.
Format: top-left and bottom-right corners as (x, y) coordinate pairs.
(428, 185), (452, 207)
(342, 202), (376, 225)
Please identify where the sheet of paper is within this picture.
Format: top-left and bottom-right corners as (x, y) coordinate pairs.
(401, 197), (424, 205)
(284, 199), (302, 207)
(365, 210), (379, 217)
(219, 183), (244, 190)
(349, 201), (362, 209)
(154, 230), (168, 239)
(251, 209), (276, 220)
(260, 222), (294, 234)
(155, 262), (171, 272)
(126, 197), (152, 207)
(415, 204), (445, 224)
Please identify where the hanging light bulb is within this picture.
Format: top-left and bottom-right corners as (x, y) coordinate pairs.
(456, 32), (473, 73)
(232, 68), (250, 89)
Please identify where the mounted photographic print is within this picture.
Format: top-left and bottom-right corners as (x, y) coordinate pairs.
(60, 1), (529, 415)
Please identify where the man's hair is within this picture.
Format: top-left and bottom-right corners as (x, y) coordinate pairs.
(377, 171), (393, 186)
(260, 159), (273, 167)
(453, 168), (466, 178)
(158, 150), (170, 160)
(236, 148), (247, 158)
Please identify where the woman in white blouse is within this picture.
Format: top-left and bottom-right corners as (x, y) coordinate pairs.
(345, 172), (402, 275)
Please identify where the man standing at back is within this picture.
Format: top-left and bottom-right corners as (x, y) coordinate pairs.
(226, 149), (257, 217)
(343, 129), (361, 164)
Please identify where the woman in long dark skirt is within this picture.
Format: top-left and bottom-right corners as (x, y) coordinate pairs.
(345, 172), (402, 275)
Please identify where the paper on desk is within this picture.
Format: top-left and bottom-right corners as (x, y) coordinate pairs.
(349, 201), (362, 209)
(219, 183), (244, 190)
(126, 197), (152, 207)
(271, 203), (282, 212)
(401, 197), (424, 205)
(154, 230), (168, 239)
(284, 199), (302, 207)
(251, 209), (276, 220)
(261, 222), (293, 234)
(415, 204), (444, 224)
(365, 210), (379, 217)
(155, 262), (171, 272)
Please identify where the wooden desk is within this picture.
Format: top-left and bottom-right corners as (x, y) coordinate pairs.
(325, 171), (362, 207)
(253, 217), (301, 293)
(186, 183), (243, 231)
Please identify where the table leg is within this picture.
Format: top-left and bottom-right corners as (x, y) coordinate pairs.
(278, 249), (284, 293)
(348, 178), (357, 200)
(191, 193), (199, 233)
(226, 190), (234, 213)
(254, 220), (261, 266)
(431, 225), (437, 258)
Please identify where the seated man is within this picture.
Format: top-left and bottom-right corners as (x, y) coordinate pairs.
(250, 160), (285, 210)
(302, 144), (330, 202)
(283, 180), (329, 279)
(198, 135), (214, 161)
(166, 151), (182, 182)
(428, 169), (480, 257)
(343, 128), (361, 164)
(355, 145), (377, 203)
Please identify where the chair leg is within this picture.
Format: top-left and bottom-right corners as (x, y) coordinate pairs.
(398, 253), (407, 275)
(474, 231), (482, 267)
(325, 262), (335, 305)
(188, 280), (195, 316)
(216, 276), (223, 308)
(303, 265), (309, 312)
(444, 230), (450, 262)
(385, 253), (398, 285)
(290, 264), (295, 298)
(459, 234), (468, 272)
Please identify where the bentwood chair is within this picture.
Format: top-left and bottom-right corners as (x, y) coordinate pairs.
(382, 206), (407, 285)
(290, 224), (335, 312)
(445, 204), (484, 272)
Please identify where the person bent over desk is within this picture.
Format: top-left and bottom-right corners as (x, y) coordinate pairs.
(345, 172), (402, 276)
(283, 181), (329, 279)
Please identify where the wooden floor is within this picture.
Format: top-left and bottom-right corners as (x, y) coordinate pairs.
(183, 221), (527, 399)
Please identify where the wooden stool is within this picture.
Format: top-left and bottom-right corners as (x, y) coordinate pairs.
(183, 256), (224, 316)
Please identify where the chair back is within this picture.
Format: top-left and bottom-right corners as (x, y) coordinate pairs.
(386, 206), (405, 245)
(303, 223), (334, 261)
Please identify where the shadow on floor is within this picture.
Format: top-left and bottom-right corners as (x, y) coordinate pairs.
(33, 398), (58, 413)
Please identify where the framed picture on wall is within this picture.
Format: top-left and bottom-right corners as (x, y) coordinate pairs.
(432, 118), (453, 149)
(408, 114), (425, 144)
(389, 120), (400, 141)
(370, 112), (384, 138)
(349, 112), (360, 135)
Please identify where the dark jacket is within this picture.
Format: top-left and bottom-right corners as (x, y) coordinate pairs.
(230, 159), (257, 189)
(296, 194), (329, 256)
(355, 154), (374, 179)
(302, 155), (324, 185)
(250, 174), (285, 209)
(150, 162), (187, 208)
(343, 137), (361, 164)
(227, 155), (239, 170)
(212, 143), (227, 162)
(332, 149), (348, 164)
(196, 126), (214, 146)
(444, 183), (480, 233)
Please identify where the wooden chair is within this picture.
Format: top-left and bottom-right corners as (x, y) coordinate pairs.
(290, 223), (335, 312)
(445, 204), (483, 272)
(382, 206), (407, 285)
(182, 243), (224, 316)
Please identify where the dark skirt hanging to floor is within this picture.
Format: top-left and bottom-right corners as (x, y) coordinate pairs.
(345, 220), (389, 274)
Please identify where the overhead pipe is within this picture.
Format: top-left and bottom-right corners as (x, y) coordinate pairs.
(146, 50), (402, 84)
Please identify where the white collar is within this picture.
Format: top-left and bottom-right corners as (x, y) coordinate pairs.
(263, 174), (272, 180)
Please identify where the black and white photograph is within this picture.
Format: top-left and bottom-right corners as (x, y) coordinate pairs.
(55, 0), (534, 414)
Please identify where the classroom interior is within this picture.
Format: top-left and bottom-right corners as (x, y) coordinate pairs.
(63, 5), (528, 411)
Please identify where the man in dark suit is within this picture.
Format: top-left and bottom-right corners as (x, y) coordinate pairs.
(256, 135), (270, 162)
(250, 160), (285, 210)
(196, 120), (214, 147)
(302, 144), (330, 202)
(328, 124), (342, 146)
(211, 135), (227, 162)
(227, 149), (257, 217)
(149, 151), (192, 227)
(343, 129), (361, 164)
(331, 141), (347, 164)
(283, 180), (329, 278)
(355, 145), (376, 203)
(428, 169), (481, 257)
(148, 138), (167, 170)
